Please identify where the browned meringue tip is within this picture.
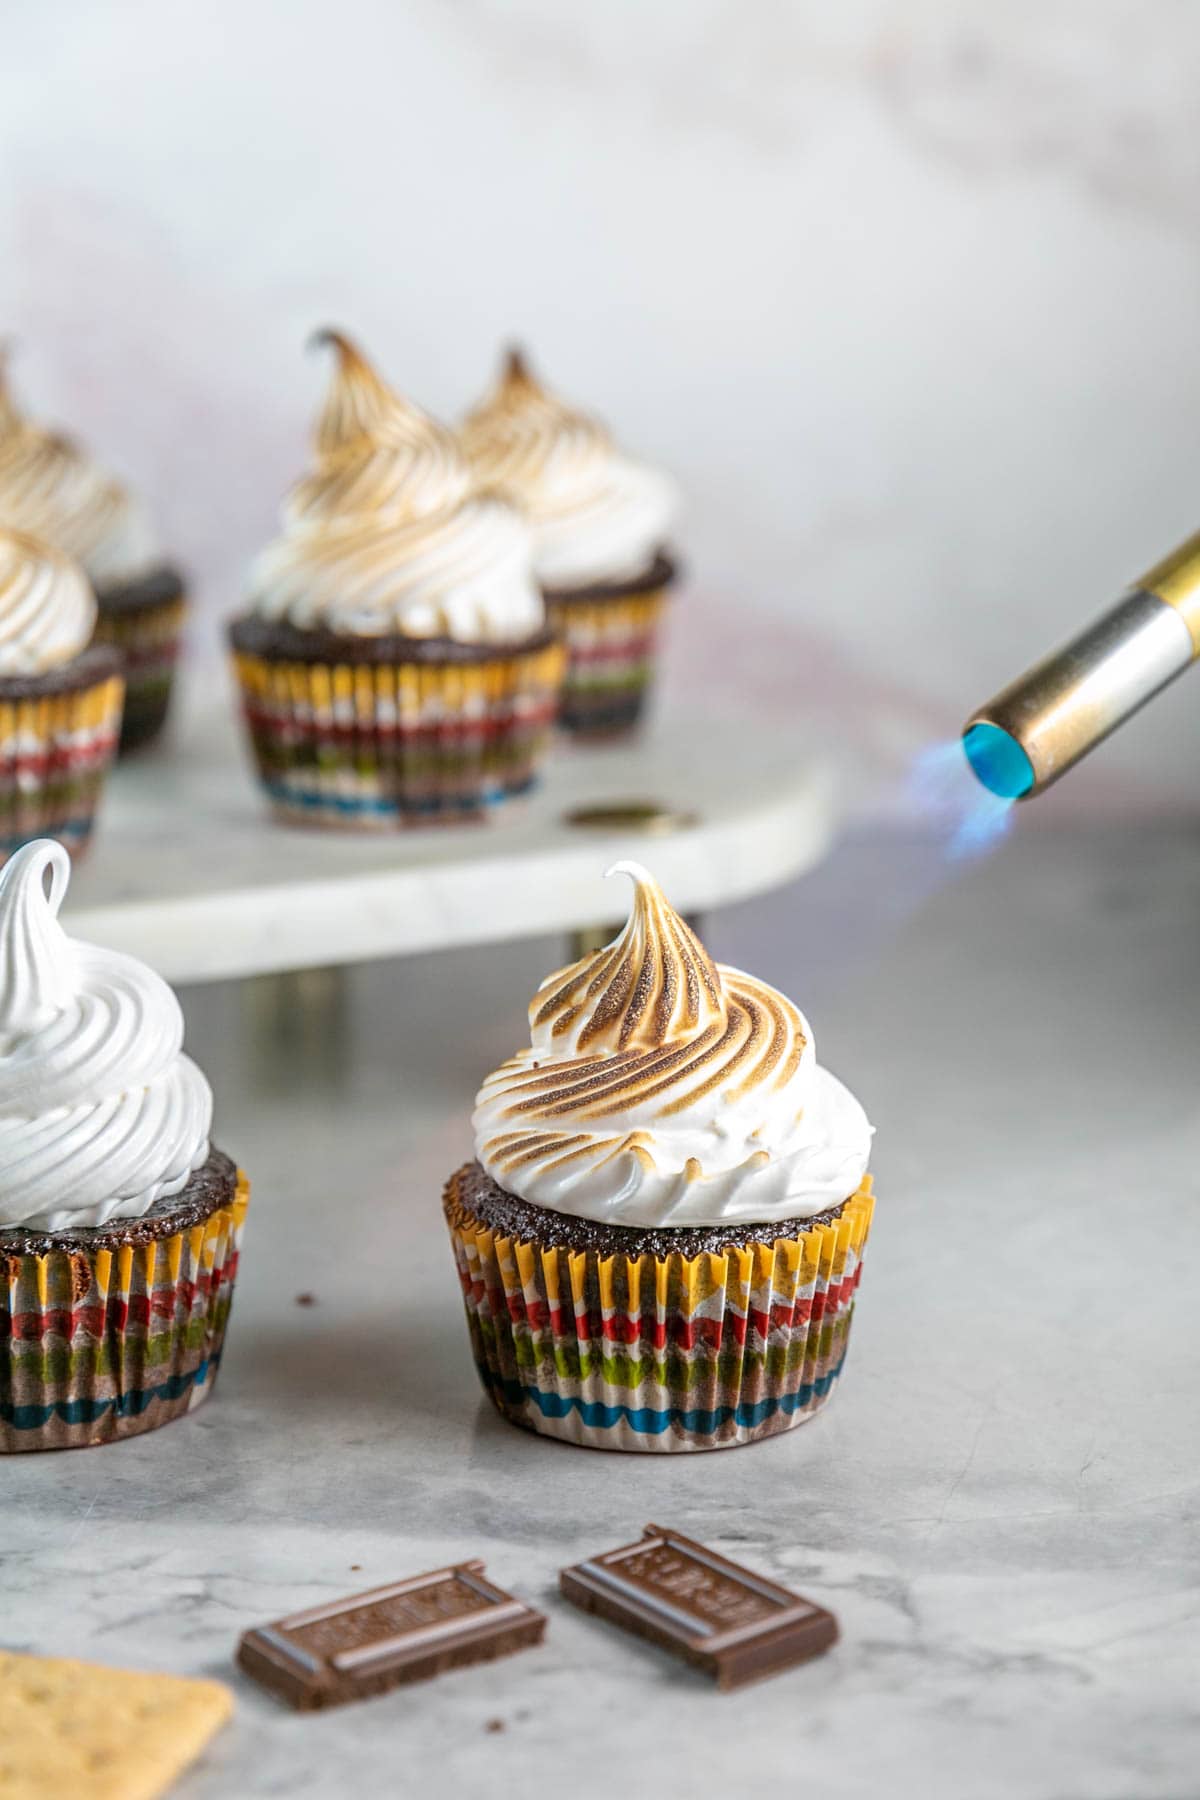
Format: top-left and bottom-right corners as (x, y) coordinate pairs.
(306, 325), (424, 457)
(529, 857), (725, 1054)
(502, 342), (534, 385)
(307, 325), (366, 366)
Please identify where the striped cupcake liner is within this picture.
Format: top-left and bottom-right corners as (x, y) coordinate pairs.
(546, 587), (669, 737)
(231, 640), (565, 826)
(0, 1171), (250, 1452)
(443, 1173), (875, 1453)
(93, 593), (186, 753)
(0, 668), (124, 867)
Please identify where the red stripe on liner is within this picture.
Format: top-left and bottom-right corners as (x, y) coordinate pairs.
(567, 634), (656, 666)
(1, 1259), (236, 1341)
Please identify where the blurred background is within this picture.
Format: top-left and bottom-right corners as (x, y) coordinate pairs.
(4, 0), (1200, 817)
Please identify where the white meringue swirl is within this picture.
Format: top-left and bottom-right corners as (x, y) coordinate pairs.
(0, 357), (161, 590)
(0, 527), (96, 677)
(248, 331), (545, 644)
(460, 349), (679, 589)
(473, 863), (872, 1229)
(0, 840), (212, 1231)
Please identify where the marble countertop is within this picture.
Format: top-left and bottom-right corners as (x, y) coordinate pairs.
(6, 824), (1198, 1799)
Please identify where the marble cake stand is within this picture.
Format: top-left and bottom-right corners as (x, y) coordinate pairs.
(63, 687), (834, 984)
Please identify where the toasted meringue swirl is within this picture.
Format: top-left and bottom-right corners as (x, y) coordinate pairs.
(0, 526), (96, 676)
(248, 330), (544, 644)
(473, 863), (872, 1228)
(0, 840), (213, 1230)
(0, 356), (160, 589)
(460, 348), (678, 589)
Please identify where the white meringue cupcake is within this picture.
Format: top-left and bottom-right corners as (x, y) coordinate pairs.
(0, 840), (250, 1451)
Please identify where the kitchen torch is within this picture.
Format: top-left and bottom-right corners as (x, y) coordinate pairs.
(962, 527), (1200, 799)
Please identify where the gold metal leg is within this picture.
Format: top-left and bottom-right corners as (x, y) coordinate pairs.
(238, 965), (350, 1093)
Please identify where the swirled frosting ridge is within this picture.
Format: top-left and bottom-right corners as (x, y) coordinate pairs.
(473, 862), (872, 1227)
(460, 348), (678, 589)
(0, 354), (160, 589)
(247, 330), (544, 644)
(0, 840), (213, 1230)
(0, 526), (96, 676)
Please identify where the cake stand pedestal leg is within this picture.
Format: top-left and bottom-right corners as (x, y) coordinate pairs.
(239, 966), (350, 1092)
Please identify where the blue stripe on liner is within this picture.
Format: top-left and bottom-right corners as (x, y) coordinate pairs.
(263, 777), (535, 818)
(2, 819), (93, 853)
(2, 1355), (218, 1432)
(482, 1353), (847, 1437)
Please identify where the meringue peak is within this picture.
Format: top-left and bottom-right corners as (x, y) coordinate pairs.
(532, 862), (725, 1057)
(310, 327), (449, 461)
(0, 840), (74, 1036)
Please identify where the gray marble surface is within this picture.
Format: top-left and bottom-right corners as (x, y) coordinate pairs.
(5, 825), (1199, 1799)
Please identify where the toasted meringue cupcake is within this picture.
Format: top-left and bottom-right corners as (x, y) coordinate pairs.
(0, 840), (250, 1450)
(460, 349), (680, 737)
(0, 354), (187, 753)
(443, 862), (876, 1452)
(0, 527), (124, 866)
(229, 331), (564, 827)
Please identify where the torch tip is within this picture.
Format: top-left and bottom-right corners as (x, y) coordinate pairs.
(962, 722), (1035, 800)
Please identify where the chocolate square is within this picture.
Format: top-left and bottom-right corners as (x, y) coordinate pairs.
(561, 1524), (837, 1690)
(237, 1562), (545, 1710)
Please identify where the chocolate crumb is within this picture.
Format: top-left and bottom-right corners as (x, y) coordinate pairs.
(295, 1293), (317, 1307)
(485, 1719), (505, 1734)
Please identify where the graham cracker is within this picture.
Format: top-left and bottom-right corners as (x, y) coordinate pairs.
(0, 1651), (233, 1800)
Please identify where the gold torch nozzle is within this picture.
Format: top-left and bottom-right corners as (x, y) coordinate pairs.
(963, 527), (1200, 799)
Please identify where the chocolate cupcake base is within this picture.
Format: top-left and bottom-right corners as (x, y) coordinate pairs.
(94, 566), (187, 753)
(443, 1160), (874, 1453)
(545, 553), (676, 738)
(229, 617), (565, 827)
(0, 648), (124, 867)
(0, 1151), (249, 1452)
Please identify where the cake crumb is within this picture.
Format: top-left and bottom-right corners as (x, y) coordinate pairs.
(485, 1719), (505, 1734)
(295, 1293), (317, 1307)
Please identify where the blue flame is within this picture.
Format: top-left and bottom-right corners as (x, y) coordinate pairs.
(908, 739), (1017, 863)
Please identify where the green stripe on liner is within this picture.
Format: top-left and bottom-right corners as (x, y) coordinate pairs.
(6, 1307), (231, 1382)
(0, 776), (109, 819)
(124, 674), (173, 700)
(475, 1315), (854, 1390)
(564, 664), (653, 695)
